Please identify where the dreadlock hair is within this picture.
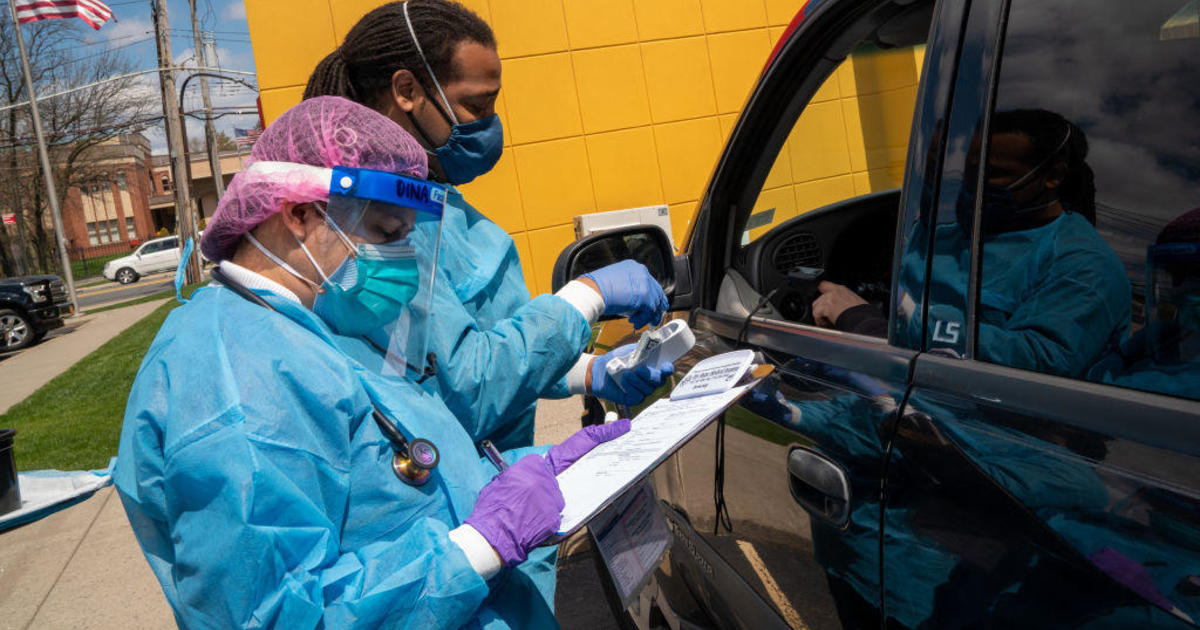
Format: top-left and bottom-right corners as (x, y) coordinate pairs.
(991, 108), (1096, 224)
(304, 0), (495, 111)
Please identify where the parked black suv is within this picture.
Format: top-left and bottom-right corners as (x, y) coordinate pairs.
(0, 275), (69, 351)
(556, 0), (1200, 627)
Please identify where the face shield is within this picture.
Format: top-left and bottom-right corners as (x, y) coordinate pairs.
(241, 161), (446, 379)
(1145, 242), (1200, 365)
(324, 166), (445, 380)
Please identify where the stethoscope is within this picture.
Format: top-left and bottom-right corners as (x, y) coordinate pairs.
(211, 266), (440, 486)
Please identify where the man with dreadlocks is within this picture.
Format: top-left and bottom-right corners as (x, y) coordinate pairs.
(305, 0), (674, 455)
(302, 0), (676, 620)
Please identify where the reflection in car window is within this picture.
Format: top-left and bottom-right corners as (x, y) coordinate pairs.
(979, 0), (1199, 400)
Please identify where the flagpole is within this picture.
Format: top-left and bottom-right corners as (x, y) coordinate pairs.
(6, 2), (78, 315)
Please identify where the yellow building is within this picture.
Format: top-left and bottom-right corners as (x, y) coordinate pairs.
(245, 0), (920, 294)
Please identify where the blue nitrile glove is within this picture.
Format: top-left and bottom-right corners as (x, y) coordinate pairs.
(590, 343), (676, 406)
(582, 260), (669, 329)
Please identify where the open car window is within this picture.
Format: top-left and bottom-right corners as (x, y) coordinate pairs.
(722, 4), (933, 336)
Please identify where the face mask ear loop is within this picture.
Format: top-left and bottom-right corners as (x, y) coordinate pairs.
(402, 1), (459, 126)
(313, 201), (360, 258)
(1007, 125), (1072, 192)
(245, 232), (325, 290)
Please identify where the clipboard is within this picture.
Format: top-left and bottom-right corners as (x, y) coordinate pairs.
(547, 356), (774, 543)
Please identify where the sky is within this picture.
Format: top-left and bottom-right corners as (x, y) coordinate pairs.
(79, 0), (259, 155)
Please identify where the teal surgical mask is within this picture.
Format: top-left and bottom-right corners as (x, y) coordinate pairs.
(245, 216), (421, 337)
(310, 239), (421, 336)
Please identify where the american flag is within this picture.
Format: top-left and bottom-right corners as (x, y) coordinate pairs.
(234, 127), (262, 148)
(13, 0), (114, 30)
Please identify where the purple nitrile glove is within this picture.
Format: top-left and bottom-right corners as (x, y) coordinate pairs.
(545, 419), (632, 475)
(464, 454), (564, 567)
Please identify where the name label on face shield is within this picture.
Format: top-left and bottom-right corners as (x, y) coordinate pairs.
(330, 166), (446, 219)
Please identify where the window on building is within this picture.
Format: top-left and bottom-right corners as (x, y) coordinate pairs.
(125, 216), (136, 240)
(106, 219), (119, 242)
(86, 222), (100, 246)
(116, 174), (127, 191)
(161, 174), (171, 193)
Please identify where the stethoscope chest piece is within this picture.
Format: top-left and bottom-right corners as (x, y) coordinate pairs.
(392, 438), (439, 486)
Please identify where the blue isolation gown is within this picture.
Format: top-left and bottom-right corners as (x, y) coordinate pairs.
(895, 212), (1130, 378)
(113, 284), (561, 630)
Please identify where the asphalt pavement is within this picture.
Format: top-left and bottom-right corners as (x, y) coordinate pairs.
(74, 271), (175, 310)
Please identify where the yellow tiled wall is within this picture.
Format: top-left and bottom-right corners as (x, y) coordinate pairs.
(745, 44), (923, 241)
(246, 0), (917, 295)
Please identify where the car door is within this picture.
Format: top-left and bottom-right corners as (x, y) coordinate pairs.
(132, 240), (161, 274)
(624, 1), (964, 628)
(884, 0), (1200, 627)
(155, 237), (180, 272)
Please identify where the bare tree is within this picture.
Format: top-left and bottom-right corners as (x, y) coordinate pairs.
(0, 12), (154, 276)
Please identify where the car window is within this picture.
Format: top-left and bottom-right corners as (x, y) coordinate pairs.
(142, 240), (166, 254)
(737, 28), (929, 335)
(972, 0), (1199, 400)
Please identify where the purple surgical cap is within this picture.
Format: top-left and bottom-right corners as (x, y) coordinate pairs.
(200, 96), (427, 262)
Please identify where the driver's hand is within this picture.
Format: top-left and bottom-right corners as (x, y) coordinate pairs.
(812, 281), (867, 328)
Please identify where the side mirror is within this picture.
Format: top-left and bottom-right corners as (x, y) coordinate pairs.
(552, 225), (676, 296)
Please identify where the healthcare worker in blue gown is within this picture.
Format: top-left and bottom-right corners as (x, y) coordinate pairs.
(304, 0), (673, 452)
(115, 96), (631, 629)
(796, 109), (1132, 627)
(813, 109), (1130, 379)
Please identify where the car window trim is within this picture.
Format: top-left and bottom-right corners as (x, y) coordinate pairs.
(694, 308), (916, 385)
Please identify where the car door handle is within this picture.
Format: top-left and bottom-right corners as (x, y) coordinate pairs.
(787, 446), (851, 527)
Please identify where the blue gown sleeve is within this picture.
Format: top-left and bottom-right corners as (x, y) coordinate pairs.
(977, 245), (1130, 378)
(429, 289), (591, 443)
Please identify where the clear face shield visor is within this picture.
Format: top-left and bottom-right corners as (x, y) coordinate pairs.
(1145, 242), (1200, 365)
(325, 166), (446, 380)
(244, 162), (446, 379)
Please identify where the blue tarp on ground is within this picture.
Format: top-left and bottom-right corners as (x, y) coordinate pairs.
(0, 457), (114, 533)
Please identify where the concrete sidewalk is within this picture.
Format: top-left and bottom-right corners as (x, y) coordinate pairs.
(0, 396), (603, 629)
(0, 299), (171, 415)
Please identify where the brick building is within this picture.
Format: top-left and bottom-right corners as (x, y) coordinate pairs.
(61, 134), (158, 260)
(63, 134), (245, 260)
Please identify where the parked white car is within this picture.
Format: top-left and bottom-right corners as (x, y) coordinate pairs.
(103, 235), (183, 284)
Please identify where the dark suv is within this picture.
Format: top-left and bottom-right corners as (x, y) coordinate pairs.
(0, 275), (69, 351)
(555, 0), (1200, 628)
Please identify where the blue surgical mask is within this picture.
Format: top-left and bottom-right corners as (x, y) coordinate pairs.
(402, 1), (503, 185)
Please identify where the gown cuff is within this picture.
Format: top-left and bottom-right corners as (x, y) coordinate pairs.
(448, 524), (503, 580)
(555, 281), (605, 324)
(566, 353), (595, 395)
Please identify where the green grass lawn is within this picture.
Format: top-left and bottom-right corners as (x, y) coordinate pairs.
(2, 284), (202, 471)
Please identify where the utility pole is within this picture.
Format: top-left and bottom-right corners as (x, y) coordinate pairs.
(6, 3), (78, 314)
(188, 2), (224, 204)
(152, 0), (199, 284)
